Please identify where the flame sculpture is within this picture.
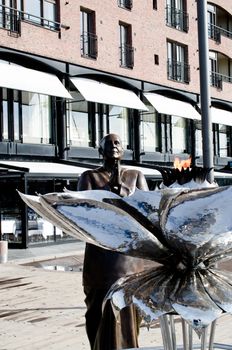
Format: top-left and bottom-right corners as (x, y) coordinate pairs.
(18, 166), (232, 346)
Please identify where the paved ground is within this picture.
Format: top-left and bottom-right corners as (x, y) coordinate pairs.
(0, 242), (232, 349)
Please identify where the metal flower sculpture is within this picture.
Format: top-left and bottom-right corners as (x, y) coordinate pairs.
(18, 165), (232, 341)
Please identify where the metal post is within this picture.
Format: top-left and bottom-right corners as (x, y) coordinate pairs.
(196, 0), (214, 183)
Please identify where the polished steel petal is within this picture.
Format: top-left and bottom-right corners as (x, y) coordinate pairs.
(199, 268), (232, 313)
(161, 186), (232, 264)
(170, 270), (222, 336)
(17, 192), (96, 244)
(39, 195), (170, 262)
(106, 266), (174, 323)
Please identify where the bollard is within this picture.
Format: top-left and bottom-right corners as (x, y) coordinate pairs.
(0, 240), (8, 263)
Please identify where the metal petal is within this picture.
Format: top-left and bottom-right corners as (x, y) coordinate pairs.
(39, 195), (170, 262)
(106, 266), (174, 323)
(161, 186), (232, 265)
(171, 270), (222, 336)
(199, 268), (232, 313)
(17, 191), (96, 244)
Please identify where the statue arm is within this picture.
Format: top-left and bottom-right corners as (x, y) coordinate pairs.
(77, 171), (93, 191)
(136, 171), (149, 191)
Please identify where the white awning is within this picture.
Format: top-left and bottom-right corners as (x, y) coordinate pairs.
(0, 61), (72, 99)
(211, 107), (232, 126)
(144, 92), (201, 120)
(0, 161), (89, 175)
(70, 77), (148, 111)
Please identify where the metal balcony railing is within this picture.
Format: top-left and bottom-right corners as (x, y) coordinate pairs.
(118, 0), (133, 10)
(0, 4), (61, 35)
(80, 31), (98, 59)
(166, 5), (189, 32)
(167, 59), (190, 83)
(208, 23), (232, 43)
(119, 44), (134, 68)
(210, 71), (232, 90)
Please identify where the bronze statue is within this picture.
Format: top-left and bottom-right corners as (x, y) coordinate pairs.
(77, 133), (148, 350)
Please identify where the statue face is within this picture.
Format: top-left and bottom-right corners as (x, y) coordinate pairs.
(101, 134), (124, 160)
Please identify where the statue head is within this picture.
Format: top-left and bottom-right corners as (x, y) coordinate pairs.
(99, 133), (124, 160)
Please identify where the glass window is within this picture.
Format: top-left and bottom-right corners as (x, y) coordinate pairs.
(119, 22), (134, 68)
(22, 92), (51, 144)
(195, 120), (202, 157)
(24, 0), (57, 28)
(95, 104), (108, 147)
(140, 105), (159, 152)
(218, 124), (228, 157)
(68, 93), (89, 147)
(13, 90), (20, 141)
(167, 41), (189, 83)
(80, 8), (97, 59)
(172, 116), (187, 153)
(24, 0), (41, 24)
(2, 88), (9, 140)
(108, 105), (129, 149)
(166, 0), (188, 32)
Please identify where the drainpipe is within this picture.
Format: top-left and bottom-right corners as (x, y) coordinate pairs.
(197, 0), (214, 183)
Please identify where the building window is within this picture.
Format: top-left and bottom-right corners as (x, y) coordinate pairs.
(67, 93), (130, 150)
(167, 41), (190, 83)
(213, 124), (231, 158)
(119, 22), (134, 69)
(207, 4), (217, 40)
(171, 115), (187, 154)
(0, 0), (21, 32)
(23, 0), (58, 30)
(166, 0), (188, 32)
(67, 91), (90, 147)
(0, 88), (52, 144)
(80, 8), (97, 59)
(22, 92), (52, 144)
(108, 105), (129, 148)
(140, 105), (159, 152)
(118, 0), (132, 10)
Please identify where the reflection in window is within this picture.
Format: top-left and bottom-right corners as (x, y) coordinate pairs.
(218, 124), (227, 157)
(24, 0), (41, 23)
(80, 8), (97, 59)
(167, 41), (189, 83)
(13, 90), (20, 141)
(22, 92), (51, 144)
(141, 105), (159, 152)
(24, 0), (57, 29)
(2, 88), (8, 140)
(108, 105), (129, 148)
(172, 116), (187, 154)
(68, 93), (90, 147)
(195, 120), (203, 157)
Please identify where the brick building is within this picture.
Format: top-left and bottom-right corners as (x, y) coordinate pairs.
(0, 0), (232, 248)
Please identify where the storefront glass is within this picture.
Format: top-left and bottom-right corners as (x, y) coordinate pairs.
(172, 115), (187, 154)
(22, 92), (52, 144)
(140, 105), (159, 152)
(108, 105), (129, 148)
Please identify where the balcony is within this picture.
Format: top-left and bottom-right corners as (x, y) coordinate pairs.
(210, 72), (232, 90)
(118, 0), (133, 10)
(208, 23), (232, 43)
(166, 5), (189, 32)
(167, 59), (190, 83)
(80, 32), (98, 59)
(0, 4), (61, 36)
(119, 44), (134, 69)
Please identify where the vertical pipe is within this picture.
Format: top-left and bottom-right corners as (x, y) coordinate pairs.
(196, 0), (214, 183)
